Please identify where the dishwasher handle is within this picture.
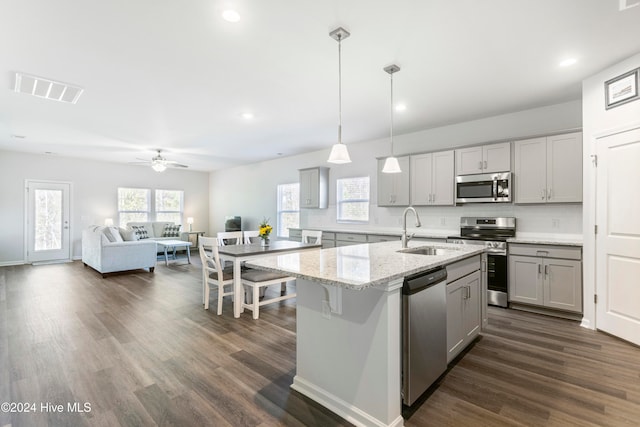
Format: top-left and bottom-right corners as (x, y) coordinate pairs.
(402, 267), (447, 295)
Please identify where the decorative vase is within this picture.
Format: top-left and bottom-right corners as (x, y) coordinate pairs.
(261, 237), (270, 247)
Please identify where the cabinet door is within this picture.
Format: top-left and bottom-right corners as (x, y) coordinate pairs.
(508, 255), (543, 305)
(377, 157), (410, 206)
(446, 279), (465, 363)
(483, 142), (511, 173)
(300, 168), (319, 208)
(543, 259), (583, 312)
(463, 271), (482, 341)
(514, 137), (547, 203)
(546, 132), (583, 203)
(377, 158), (396, 206)
(455, 146), (483, 175)
(410, 153), (433, 205)
(431, 150), (455, 205)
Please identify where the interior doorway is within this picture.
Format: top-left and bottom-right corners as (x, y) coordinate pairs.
(595, 126), (640, 346)
(25, 180), (72, 264)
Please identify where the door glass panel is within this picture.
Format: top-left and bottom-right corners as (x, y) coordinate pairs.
(34, 189), (62, 251)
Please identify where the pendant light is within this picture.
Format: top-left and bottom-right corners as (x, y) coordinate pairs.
(327, 27), (352, 164)
(382, 64), (402, 173)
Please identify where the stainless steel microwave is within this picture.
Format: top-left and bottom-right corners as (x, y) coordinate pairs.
(455, 172), (511, 203)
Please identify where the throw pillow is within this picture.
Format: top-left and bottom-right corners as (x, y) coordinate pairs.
(102, 227), (116, 242)
(108, 227), (124, 243)
(121, 229), (140, 241)
(162, 224), (181, 237)
(130, 225), (149, 240)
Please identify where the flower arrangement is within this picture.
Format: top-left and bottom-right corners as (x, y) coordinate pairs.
(259, 218), (272, 240)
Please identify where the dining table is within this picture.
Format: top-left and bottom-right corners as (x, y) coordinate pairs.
(217, 239), (322, 318)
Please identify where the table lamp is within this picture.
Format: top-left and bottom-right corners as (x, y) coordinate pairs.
(104, 218), (114, 227)
(187, 217), (194, 232)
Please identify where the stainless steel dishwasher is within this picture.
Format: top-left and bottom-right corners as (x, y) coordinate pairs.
(402, 267), (447, 406)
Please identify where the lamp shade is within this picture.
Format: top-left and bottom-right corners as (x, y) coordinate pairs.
(382, 156), (402, 173)
(187, 217), (194, 224)
(327, 143), (352, 164)
(104, 218), (114, 227)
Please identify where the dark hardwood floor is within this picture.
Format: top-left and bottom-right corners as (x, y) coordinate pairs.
(1, 259), (639, 426)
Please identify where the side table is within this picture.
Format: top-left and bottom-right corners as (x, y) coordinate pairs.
(184, 231), (205, 249)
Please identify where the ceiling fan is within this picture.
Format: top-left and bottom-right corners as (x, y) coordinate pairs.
(130, 150), (189, 172)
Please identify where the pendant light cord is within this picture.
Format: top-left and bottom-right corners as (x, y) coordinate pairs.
(390, 71), (394, 156)
(338, 35), (342, 145)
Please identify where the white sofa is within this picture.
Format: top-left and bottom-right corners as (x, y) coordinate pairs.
(126, 221), (188, 243)
(82, 225), (158, 277)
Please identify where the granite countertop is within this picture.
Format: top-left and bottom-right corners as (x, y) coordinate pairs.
(507, 236), (583, 247)
(246, 240), (484, 290)
(291, 226), (453, 240)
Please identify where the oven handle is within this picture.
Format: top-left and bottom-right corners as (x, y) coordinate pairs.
(485, 248), (507, 255)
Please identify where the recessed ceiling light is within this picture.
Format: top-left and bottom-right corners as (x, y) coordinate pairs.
(559, 58), (577, 67)
(241, 112), (254, 119)
(395, 104), (407, 112)
(222, 10), (241, 22)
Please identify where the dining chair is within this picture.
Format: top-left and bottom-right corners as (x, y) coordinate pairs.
(243, 230), (260, 244)
(241, 270), (297, 320)
(216, 231), (243, 246)
(302, 229), (322, 245)
(199, 236), (235, 314)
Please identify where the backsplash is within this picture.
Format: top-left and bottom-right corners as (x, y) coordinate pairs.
(302, 203), (582, 237)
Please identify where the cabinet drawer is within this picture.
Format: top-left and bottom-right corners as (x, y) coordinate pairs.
(335, 233), (367, 243)
(509, 243), (581, 260)
(322, 241), (336, 248)
(446, 255), (481, 283)
(323, 232), (335, 240)
(367, 234), (398, 243)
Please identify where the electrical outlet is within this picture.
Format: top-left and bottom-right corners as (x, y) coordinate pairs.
(552, 219), (560, 228)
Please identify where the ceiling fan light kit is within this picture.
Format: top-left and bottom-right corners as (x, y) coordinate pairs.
(327, 27), (352, 164)
(130, 149), (189, 172)
(382, 64), (402, 174)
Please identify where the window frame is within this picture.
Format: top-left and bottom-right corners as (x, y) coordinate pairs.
(155, 189), (184, 225)
(277, 182), (300, 238)
(117, 187), (151, 227)
(336, 176), (370, 224)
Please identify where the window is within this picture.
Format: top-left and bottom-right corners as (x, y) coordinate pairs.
(337, 177), (370, 223)
(277, 183), (300, 238)
(155, 189), (184, 225)
(118, 188), (150, 227)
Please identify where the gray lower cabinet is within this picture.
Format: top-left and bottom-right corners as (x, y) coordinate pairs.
(446, 256), (481, 364)
(508, 244), (582, 313)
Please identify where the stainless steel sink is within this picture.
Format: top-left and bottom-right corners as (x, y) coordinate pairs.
(398, 246), (458, 256)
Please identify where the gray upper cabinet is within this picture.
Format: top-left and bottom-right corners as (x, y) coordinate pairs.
(410, 150), (455, 206)
(377, 156), (410, 206)
(455, 142), (511, 175)
(514, 132), (582, 204)
(299, 167), (329, 209)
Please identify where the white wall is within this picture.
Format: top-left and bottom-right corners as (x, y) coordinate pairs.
(0, 150), (209, 265)
(581, 51), (640, 329)
(210, 100), (583, 237)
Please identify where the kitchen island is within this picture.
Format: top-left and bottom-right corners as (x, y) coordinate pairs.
(246, 240), (485, 427)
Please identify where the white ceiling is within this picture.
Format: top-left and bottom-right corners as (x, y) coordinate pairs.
(1, 0), (640, 171)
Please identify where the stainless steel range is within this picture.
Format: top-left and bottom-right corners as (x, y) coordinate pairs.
(447, 217), (516, 307)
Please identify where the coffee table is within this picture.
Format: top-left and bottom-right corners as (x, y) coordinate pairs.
(156, 240), (193, 265)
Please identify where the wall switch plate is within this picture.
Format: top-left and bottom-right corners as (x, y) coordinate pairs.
(552, 219), (560, 228)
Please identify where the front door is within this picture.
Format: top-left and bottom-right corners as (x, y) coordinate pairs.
(26, 180), (72, 263)
(595, 127), (640, 346)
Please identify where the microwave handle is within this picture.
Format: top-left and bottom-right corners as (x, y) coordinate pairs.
(493, 179), (498, 200)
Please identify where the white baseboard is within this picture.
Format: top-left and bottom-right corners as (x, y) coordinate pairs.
(291, 375), (404, 427)
(580, 317), (592, 329)
(0, 260), (25, 267)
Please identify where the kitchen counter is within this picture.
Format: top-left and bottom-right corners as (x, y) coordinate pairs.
(289, 226), (453, 241)
(246, 241), (484, 427)
(246, 240), (484, 289)
(507, 236), (583, 246)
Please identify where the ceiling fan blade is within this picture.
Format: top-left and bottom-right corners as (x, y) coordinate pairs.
(167, 163), (189, 168)
(128, 161), (152, 165)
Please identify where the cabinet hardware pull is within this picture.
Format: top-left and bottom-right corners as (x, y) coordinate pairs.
(541, 189), (546, 200)
(544, 265), (549, 276)
(478, 161), (483, 170)
(548, 188), (552, 200)
(536, 250), (549, 256)
(484, 160), (487, 170)
(538, 264), (542, 274)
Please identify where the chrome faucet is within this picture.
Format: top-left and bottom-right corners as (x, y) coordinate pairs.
(401, 206), (421, 248)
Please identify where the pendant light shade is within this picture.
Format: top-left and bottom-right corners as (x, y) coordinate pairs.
(382, 156), (401, 173)
(382, 64), (401, 173)
(327, 27), (352, 164)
